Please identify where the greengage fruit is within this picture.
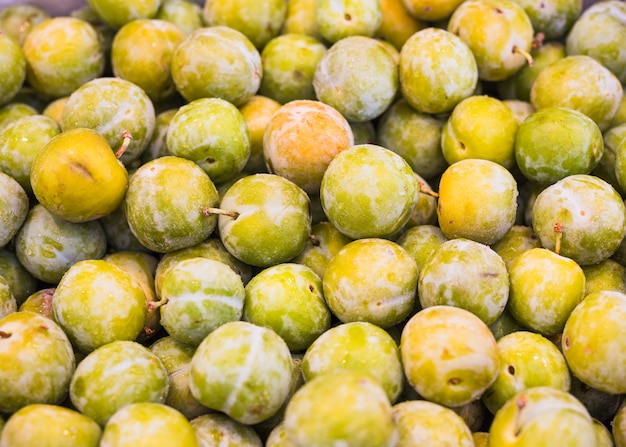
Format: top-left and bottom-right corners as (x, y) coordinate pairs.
(0, 249), (38, 305)
(192, 414), (262, 447)
(314, 0), (382, 43)
(293, 221), (352, 280)
(396, 224), (447, 277)
(0, 172), (28, 249)
(87, 0), (161, 29)
(0, 276), (16, 319)
(0, 32), (26, 107)
(582, 258), (626, 296)
(0, 5), (49, 45)
(18, 287), (55, 321)
(491, 225), (541, 272)
(511, 0), (581, 39)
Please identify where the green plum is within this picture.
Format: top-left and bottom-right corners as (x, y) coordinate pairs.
(0, 172), (28, 249)
(613, 404), (626, 447)
(531, 174), (626, 265)
(0, 4), (50, 45)
(582, 258), (626, 296)
(399, 27), (477, 115)
(401, 305), (500, 407)
(314, 0), (382, 43)
(488, 308), (526, 340)
(515, 107), (604, 185)
(156, 0), (203, 36)
(140, 108), (177, 163)
(0, 404), (101, 447)
(22, 17), (105, 98)
(0, 275), (16, 319)
(490, 225), (541, 272)
(597, 122), (626, 193)
(511, 0), (581, 39)
(0, 249), (38, 305)
(508, 247), (585, 336)
(171, 26), (261, 106)
(293, 221), (352, 280)
(87, 0), (161, 29)
(396, 224), (447, 277)
(0, 102), (37, 133)
(0, 312), (75, 414)
(18, 288), (55, 321)
(192, 414), (262, 447)
(284, 369), (397, 447)
(266, 422), (297, 447)
(0, 32), (26, 106)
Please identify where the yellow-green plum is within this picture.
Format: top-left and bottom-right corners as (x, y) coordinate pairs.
(171, 26), (261, 106)
(510, 0), (581, 40)
(0, 404), (101, 447)
(0, 250), (38, 306)
(598, 122), (626, 194)
(189, 321), (293, 425)
(0, 33), (25, 106)
(0, 4), (49, 45)
(320, 144), (419, 239)
(0, 276), (16, 319)
(399, 27), (477, 115)
(313, 36), (397, 122)
(531, 174), (626, 265)
(323, 238), (418, 328)
(401, 0), (466, 21)
(301, 321), (404, 403)
(447, 0), (534, 82)
(284, 369), (397, 447)
(18, 288), (55, 321)
(238, 95), (280, 173)
(314, 0), (382, 43)
(613, 404), (626, 447)
(405, 173), (438, 227)
(166, 97), (250, 183)
(217, 173), (311, 267)
(244, 263), (330, 352)
(52, 260), (147, 353)
(508, 247), (585, 336)
(392, 400), (474, 447)
(488, 387), (597, 447)
(266, 422), (297, 447)
(0, 312), (75, 414)
(401, 305), (500, 407)
(0, 102), (37, 133)
(111, 19), (186, 103)
(99, 402), (199, 447)
(614, 136), (626, 194)
(396, 224), (447, 277)
(530, 55), (623, 131)
(141, 108), (177, 163)
(156, 0), (203, 35)
(125, 156), (219, 253)
(418, 238), (509, 325)
(503, 99), (535, 124)
(191, 414), (262, 447)
(0, 172), (28, 250)
(87, 0), (161, 29)
(562, 290), (626, 394)
(514, 107), (604, 185)
(481, 331), (570, 415)
(566, 0), (626, 84)
(441, 95), (519, 169)
(582, 258), (626, 296)
(490, 225), (541, 272)
(437, 159), (519, 245)
(594, 419), (614, 447)
(22, 17), (105, 98)
(292, 221), (353, 280)
(282, 0), (322, 39)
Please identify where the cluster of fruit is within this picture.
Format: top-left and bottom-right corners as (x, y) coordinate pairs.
(0, 0), (626, 446)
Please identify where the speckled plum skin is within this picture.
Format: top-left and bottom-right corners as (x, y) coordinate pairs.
(189, 321), (293, 425)
(0, 312), (75, 414)
(0, 33), (25, 106)
(531, 174), (626, 266)
(562, 290), (626, 394)
(314, 0), (381, 43)
(191, 414), (262, 447)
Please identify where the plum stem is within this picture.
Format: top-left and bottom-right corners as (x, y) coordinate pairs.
(512, 46), (534, 67)
(532, 32), (545, 51)
(554, 221), (563, 255)
(115, 130), (132, 159)
(203, 207), (240, 219)
(419, 181), (439, 198)
(147, 298), (168, 312)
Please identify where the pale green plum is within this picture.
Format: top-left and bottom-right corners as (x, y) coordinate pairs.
(266, 422), (297, 447)
(0, 312), (75, 414)
(488, 386), (597, 447)
(437, 159), (519, 245)
(314, 0), (382, 43)
(166, 97), (250, 183)
(0, 114), (60, 194)
(515, 107), (604, 185)
(613, 404), (626, 447)
(18, 288), (55, 321)
(530, 55), (623, 131)
(62, 77), (156, 165)
(566, 0), (626, 84)
(191, 414), (262, 447)
(313, 36), (397, 122)
(0, 33), (25, 106)
(0, 172), (28, 249)
(171, 26), (261, 106)
(218, 173), (311, 267)
(0, 103), (37, 133)
(482, 331), (570, 415)
(15, 204), (107, 284)
(396, 224), (447, 277)
(399, 27), (477, 115)
(0, 404), (100, 447)
(510, 0), (580, 40)
(125, 156), (219, 253)
(406, 173), (438, 227)
(0, 249), (38, 305)
(531, 174), (626, 265)
(376, 99), (448, 180)
(159, 258), (245, 346)
(259, 34), (326, 104)
(244, 263), (330, 352)
(614, 137), (626, 193)
(284, 369), (397, 447)
(52, 260), (147, 353)
(302, 321), (404, 403)
(320, 144), (419, 239)
(156, 0), (203, 36)
(562, 290), (626, 394)
(22, 17), (105, 98)
(141, 108), (177, 163)
(99, 402), (199, 447)
(490, 225), (541, 272)
(582, 259), (626, 296)
(442, 95), (519, 169)
(611, 96), (626, 128)
(0, 4), (49, 45)
(596, 122), (626, 193)
(0, 276), (16, 319)
(418, 238), (509, 325)
(70, 340), (168, 426)
(593, 419), (614, 447)
(503, 99), (535, 124)
(392, 400), (474, 447)
(87, 0), (161, 29)
(401, 305), (500, 407)
(292, 221), (352, 280)
(323, 238), (418, 328)
(190, 321), (293, 425)
(508, 248), (585, 336)
(111, 19), (186, 103)
(202, 0), (286, 49)
(447, 0), (534, 81)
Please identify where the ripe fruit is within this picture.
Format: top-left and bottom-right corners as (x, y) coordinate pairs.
(0, 32), (25, 106)
(87, 0), (161, 29)
(191, 414), (263, 447)
(314, 0), (382, 43)
(238, 95), (281, 173)
(0, 172), (28, 249)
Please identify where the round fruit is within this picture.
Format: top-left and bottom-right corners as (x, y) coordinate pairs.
(0, 32), (26, 106)
(314, 0), (382, 43)
(87, 0), (161, 29)
(0, 172), (28, 249)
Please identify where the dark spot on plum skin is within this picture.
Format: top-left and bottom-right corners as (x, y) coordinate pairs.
(448, 377), (462, 385)
(564, 336), (570, 348)
(344, 13), (352, 21)
(0, 331), (11, 338)
(495, 7), (503, 13)
(309, 285), (315, 292)
(481, 272), (500, 278)
(507, 365), (515, 375)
